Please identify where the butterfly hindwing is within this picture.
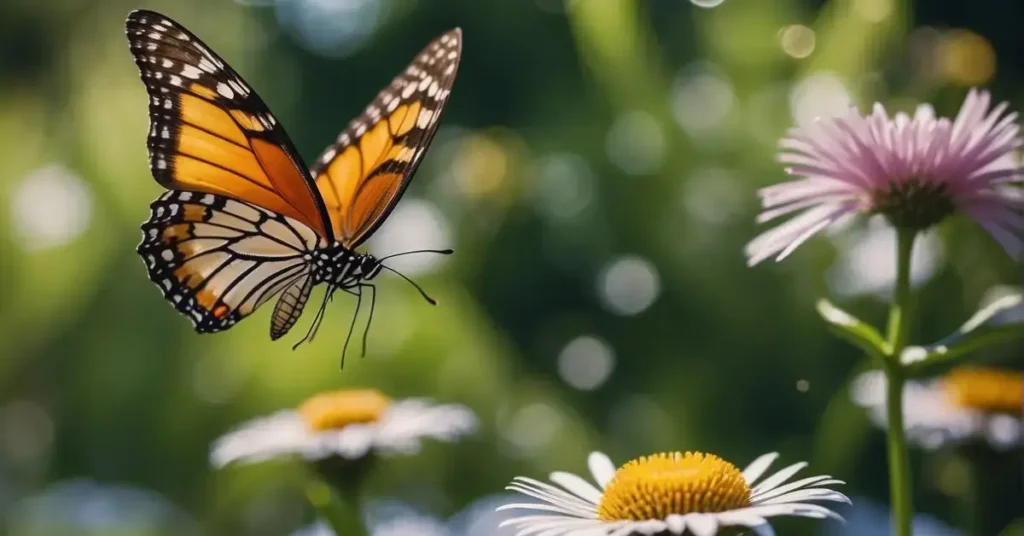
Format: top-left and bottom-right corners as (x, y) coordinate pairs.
(138, 190), (323, 334)
(125, 9), (334, 241)
(310, 28), (462, 248)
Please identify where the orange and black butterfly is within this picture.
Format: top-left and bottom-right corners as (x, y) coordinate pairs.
(126, 9), (460, 356)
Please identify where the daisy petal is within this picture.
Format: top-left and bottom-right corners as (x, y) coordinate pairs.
(752, 462), (808, 494)
(549, 471), (604, 504)
(588, 452), (617, 489)
(742, 452), (780, 485)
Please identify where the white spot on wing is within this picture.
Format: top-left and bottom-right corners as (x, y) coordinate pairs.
(417, 108), (434, 128)
(180, 65), (202, 79)
(216, 82), (234, 99)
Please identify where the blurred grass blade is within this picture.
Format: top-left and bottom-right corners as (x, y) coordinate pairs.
(816, 298), (887, 360)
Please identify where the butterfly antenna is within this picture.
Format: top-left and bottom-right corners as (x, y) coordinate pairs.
(377, 248), (454, 262)
(380, 264), (438, 305)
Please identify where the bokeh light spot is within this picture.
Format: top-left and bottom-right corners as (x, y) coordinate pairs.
(940, 30), (996, 86)
(452, 133), (510, 199)
(681, 168), (743, 226)
(671, 64), (735, 136)
(606, 111), (665, 175)
(690, 0), (726, 8)
(779, 25), (816, 59)
(789, 73), (852, 126)
(828, 217), (944, 299)
(10, 164), (92, 251)
(557, 335), (615, 391)
(369, 199), (451, 276)
(597, 255), (661, 316)
(532, 153), (595, 221)
(853, 0), (892, 22)
(503, 403), (562, 455)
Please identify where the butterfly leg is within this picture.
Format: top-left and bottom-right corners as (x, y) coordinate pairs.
(339, 285), (363, 369)
(293, 285), (335, 351)
(359, 283), (377, 357)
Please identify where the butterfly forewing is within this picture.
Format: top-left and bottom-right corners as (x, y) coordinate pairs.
(125, 9), (333, 240)
(310, 28), (462, 248)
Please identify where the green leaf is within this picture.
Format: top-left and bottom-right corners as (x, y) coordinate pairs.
(903, 288), (1024, 375)
(816, 298), (888, 360)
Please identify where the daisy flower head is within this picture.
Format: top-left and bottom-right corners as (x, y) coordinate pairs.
(747, 89), (1023, 266)
(210, 389), (477, 467)
(851, 368), (1023, 450)
(498, 450), (849, 535)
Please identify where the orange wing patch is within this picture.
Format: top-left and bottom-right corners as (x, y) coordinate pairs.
(310, 28), (462, 248)
(126, 10), (334, 241)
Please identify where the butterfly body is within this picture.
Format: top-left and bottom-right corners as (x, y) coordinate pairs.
(126, 10), (460, 350)
(309, 244), (382, 288)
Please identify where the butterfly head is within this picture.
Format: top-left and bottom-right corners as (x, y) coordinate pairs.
(357, 254), (383, 281)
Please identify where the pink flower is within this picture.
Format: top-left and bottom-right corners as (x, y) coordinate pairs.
(746, 89), (1023, 266)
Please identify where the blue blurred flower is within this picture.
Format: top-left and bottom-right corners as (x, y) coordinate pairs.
(291, 495), (520, 536)
(6, 479), (195, 535)
(823, 497), (962, 536)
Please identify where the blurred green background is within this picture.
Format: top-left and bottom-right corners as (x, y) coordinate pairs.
(0, 0), (1021, 534)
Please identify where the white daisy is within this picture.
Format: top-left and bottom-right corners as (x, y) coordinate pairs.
(211, 389), (477, 466)
(851, 368), (1023, 450)
(497, 450), (849, 535)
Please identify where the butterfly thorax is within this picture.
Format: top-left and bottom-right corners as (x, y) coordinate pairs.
(311, 243), (382, 289)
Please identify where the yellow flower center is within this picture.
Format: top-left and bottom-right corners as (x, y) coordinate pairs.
(942, 368), (1024, 414)
(597, 452), (751, 521)
(298, 389), (392, 431)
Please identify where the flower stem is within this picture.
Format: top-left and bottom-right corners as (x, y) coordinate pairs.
(884, 228), (917, 536)
(304, 478), (368, 536)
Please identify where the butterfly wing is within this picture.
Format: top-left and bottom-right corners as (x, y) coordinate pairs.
(138, 191), (322, 334)
(310, 28), (462, 248)
(125, 9), (334, 241)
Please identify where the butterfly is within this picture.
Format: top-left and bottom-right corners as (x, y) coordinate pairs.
(126, 9), (461, 358)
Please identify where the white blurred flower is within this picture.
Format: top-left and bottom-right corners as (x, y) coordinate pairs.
(851, 369), (1023, 450)
(211, 389), (477, 466)
(499, 450), (849, 535)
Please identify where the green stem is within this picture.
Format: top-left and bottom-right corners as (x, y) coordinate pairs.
(885, 228), (916, 536)
(304, 478), (368, 536)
